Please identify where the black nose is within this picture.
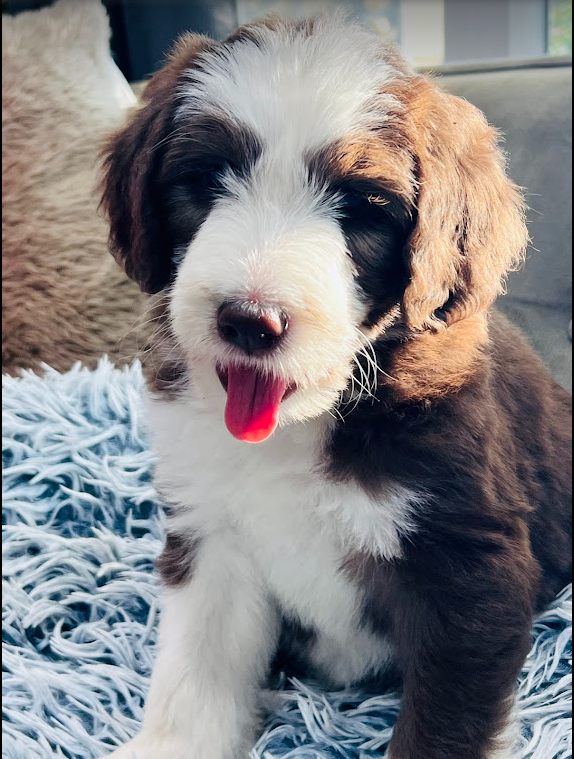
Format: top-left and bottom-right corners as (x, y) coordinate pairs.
(217, 301), (287, 355)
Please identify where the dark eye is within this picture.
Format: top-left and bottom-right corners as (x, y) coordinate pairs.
(338, 190), (391, 220)
(340, 191), (365, 210)
(194, 164), (229, 191)
(171, 163), (230, 200)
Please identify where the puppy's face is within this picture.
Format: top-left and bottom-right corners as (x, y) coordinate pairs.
(164, 22), (414, 441)
(102, 16), (527, 443)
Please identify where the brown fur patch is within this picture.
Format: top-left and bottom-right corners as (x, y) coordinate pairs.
(100, 33), (217, 294)
(391, 76), (529, 330)
(223, 13), (292, 46)
(223, 12), (335, 47)
(158, 117), (262, 253)
(311, 131), (417, 206)
(384, 313), (489, 402)
(333, 311), (571, 759)
(140, 294), (188, 399)
(349, 548), (534, 759)
(269, 616), (317, 684)
(156, 531), (200, 588)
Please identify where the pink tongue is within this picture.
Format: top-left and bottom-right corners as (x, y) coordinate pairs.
(224, 366), (287, 443)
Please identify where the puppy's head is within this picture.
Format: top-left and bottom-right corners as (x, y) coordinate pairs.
(101, 14), (527, 443)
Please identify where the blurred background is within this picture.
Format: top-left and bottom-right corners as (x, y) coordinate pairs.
(3, 0), (572, 80)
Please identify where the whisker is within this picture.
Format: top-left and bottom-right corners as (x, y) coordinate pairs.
(358, 330), (398, 383)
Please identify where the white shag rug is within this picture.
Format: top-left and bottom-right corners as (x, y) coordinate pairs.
(2, 360), (572, 759)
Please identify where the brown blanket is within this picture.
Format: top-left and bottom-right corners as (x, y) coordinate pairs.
(2, 0), (146, 375)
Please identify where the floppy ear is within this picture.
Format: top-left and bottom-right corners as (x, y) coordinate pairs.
(100, 33), (214, 293)
(401, 79), (528, 330)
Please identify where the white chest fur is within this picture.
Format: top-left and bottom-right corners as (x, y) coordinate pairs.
(147, 394), (419, 685)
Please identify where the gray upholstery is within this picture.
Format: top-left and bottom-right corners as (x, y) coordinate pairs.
(439, 63), (572, 391)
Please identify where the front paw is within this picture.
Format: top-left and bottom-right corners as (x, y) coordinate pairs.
(99, 738), (148, 759)
(100, 736), (191, 759)
(101, 731), (248, 759)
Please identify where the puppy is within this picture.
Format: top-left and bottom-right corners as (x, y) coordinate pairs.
(100, 14), (572, 759)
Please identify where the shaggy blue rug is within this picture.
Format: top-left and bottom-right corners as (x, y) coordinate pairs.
(2, 360), (572, 759)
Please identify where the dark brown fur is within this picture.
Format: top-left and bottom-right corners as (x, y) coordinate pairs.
(332, 312), (571, 758)
(100, 33), (217, 294)
(156, 531), (199, 588)
(269, 615), (317, 685)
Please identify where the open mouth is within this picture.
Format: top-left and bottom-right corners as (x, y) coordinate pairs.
(217, 366), (296, 444)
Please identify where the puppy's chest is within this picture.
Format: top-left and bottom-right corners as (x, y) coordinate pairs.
(152, 402), (415, 629)
(168, 428), (354, 619)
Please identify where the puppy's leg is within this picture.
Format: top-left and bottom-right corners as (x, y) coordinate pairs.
(385, 563), (531, 759)
(107, 530), (278, 759)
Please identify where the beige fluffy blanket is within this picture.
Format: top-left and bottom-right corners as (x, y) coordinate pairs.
(2, 0), (146, 375)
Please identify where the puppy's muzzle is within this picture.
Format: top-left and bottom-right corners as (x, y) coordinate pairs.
(217, 301), (287, 355)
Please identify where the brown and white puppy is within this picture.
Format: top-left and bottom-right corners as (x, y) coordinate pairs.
(100, 14), (572, 759)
